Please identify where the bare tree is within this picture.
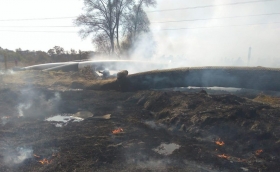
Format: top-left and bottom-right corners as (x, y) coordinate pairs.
(132, 0), (156, 39)
(53, 46), (64, 55)
(93, 33), (112, 54)
(121, 0), (156, 53)
(114, 0), (133, 50)
(123, 5), (150, 40)
(75, 0), (117, 54)
(75, 0), (156, 55)
(47, 49), (55, 57)
(70, 49), (77, 55)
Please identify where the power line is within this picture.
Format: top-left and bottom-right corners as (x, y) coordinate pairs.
(0, 25), (89, 28)
(0, 16), (76, 22)
(0, 30), (76, 33)
(0, 21), (279, 33)
(151, 12), (280, 23)
(0, 0), (277, 22)
(1, 12), (280, 27)
(156, 21), (280, 31)
(147, 0), (278, 13)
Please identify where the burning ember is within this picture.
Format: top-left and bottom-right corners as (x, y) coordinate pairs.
(112, 128), (123, 134)
(33, 154), (53, 165)
(38, 158), (52, 165)
(215, 139), (225, 146)
(217, 154), (230, 159)
(255, 149), (263, 155)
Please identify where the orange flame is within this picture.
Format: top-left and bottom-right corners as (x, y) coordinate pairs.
(217, 154), (230, 159)
(38, 158), (52, 165)
(112, 128), (123, 134)
(255, 149), (263, 155)
(215, 139), (225, 146)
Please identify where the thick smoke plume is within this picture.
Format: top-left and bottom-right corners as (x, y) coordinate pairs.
(113, 0), (280, 69)
(85, 0), (279, 73)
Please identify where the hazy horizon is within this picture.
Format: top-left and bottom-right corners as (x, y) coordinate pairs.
(0, 0), (279, 67)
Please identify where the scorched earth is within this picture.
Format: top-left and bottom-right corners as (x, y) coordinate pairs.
(0, 70), (280, 172)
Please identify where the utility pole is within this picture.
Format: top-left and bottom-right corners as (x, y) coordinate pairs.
(4, 54), (7, 71)
(79, 50), (82, 60)
(247, 47), (251, 66)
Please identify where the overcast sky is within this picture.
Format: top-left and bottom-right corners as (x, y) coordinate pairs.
(0, 0), (279, 66)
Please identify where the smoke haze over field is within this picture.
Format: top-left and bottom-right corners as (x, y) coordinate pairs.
(144, 0), (280, 67)
(0, 0), (279, 68)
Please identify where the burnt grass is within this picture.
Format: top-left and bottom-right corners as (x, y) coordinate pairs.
(0, 86), (280, 172)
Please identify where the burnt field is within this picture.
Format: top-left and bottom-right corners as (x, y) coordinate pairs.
(1, 72), (280, 171)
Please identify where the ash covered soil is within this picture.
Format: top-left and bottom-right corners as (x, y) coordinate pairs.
(1, 71), (280, 172)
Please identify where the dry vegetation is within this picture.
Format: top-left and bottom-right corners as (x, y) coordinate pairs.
(1, 67), (115, 90)
(254, 94), (280, 106)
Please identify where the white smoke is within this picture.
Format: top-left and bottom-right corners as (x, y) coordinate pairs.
(126, 152), (170, 171)
(135, 0), (280, 68)
(0, 70), (15, 75)
(144, 120), (167, 130)
(17, 0), (278, 74)
(129, 32), (157, 61)
(135, 159), (169, 171)
(17, 103), (32, 117)
(4, 147), (33, 165)
(17, 88), (61, 117)
(84, 0), (280, 73)
(47, 92), (61, 107)
(1, 116), (10, 125)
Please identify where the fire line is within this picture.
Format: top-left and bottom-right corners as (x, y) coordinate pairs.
(217, 154), (230, 159)
(38, 158), (52, 165)
(112, 128), (123, 134)
(215, 139), (225, 146)
(255, 149), (263, 155)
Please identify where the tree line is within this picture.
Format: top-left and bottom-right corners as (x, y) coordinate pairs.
(0, 0), (157, 68)
(0, 46), (94, 66)
(75, 0), (157, 56)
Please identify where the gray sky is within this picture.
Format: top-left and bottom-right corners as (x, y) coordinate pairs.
(0, 0), (88, 51)
(0, 0), (279, 66)
(145, 0), (280, 67)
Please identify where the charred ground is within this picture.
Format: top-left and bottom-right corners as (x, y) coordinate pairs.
(0, 71), (280, 172)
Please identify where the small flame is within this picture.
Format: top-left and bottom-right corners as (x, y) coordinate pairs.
(217, 154), (230, 159)
(255, 149), (263, 155)
(112, 128), (123, 134)
(215, 139), (225, 146)
(38, 158), (52, 165)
